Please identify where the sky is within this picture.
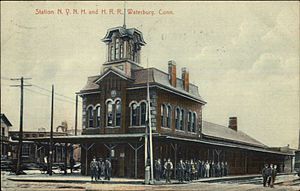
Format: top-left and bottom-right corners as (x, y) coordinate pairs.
(1, 1), (299, 148)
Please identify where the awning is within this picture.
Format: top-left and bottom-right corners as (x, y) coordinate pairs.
(24, 133), (146, 144)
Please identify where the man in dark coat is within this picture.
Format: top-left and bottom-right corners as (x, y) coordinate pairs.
(262, 164), (269, 187)
(271, 165), (277, 187)
(177, 159), (186, 182)
(105, 159), (112, 180)
(155, 159), (162, 181)
(97, 158), (103, 180)
(267, 164), (273, 187)
(90, 156), (98, 182)
(224, 161), (229, 176)
(185, 160), (191, 181)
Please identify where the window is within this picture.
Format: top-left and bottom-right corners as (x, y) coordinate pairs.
(120, 44), (124, 58)
(188, 111), (192, 132)
(131, 103), (139, 126)
(180, 109), (184, 130)
(110, 45), (114, 61)
(161, 104), (166, 127)
(175, 108), (180, 130)
(140, 102), (147, 126)
(107, 101), (113, 126)
(166, 105), (171, 128)
(1, 127), (5, 136)
(87, 106), (94, 128)
(115, 100), (121, 126)
(96, 106), (101, 128)
(115, 38), (120, 59)
(192, 113), (196, 133)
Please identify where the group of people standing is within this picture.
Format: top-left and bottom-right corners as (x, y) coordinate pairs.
(90, 157), (112, 182)
(155, 158), (229, 183)
(262, 164), (277, 188)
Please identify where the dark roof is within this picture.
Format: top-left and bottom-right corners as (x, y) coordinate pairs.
(102, 26), (146, 45)
(202, 121), (267, 148)
(79, 67), (206, 104)
(1, 113), (12, 127)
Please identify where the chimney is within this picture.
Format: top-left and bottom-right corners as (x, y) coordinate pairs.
(168, 60), (177, 87)
(228, 117), (237, 131)
(181, 67), (189, 92)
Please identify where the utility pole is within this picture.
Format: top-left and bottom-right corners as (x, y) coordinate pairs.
(74, 95), (78, 136)
(10, 77), (32, 175)
(48, 85), (54, 175)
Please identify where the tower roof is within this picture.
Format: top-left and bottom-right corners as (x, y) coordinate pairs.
(102, 26), (146, 45)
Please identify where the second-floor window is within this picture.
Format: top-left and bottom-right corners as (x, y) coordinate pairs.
(115, 100), (121, 127)
(188, 111), (192, 132)
(175, 108), (180, 130)
(87, 106), (94, 128)
(180, 109), (184, 130)
(96, 106), (101, 128)
(107, 101), (113, 127)
(161, 104), (166, 127)
(166, 105), (171, 128)
(130, 101), (147, 127)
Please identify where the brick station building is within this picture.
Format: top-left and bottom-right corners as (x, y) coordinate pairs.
(29, 24), (294, 178)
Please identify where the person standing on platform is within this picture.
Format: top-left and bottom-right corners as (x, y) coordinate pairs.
(69, 157), (75, 174)
(204, 160), (210, 178)
(97, 158), (103, 180)
(155, 159), (162, 181)
(267, 164), (273, 187)
(178, 159), (186, 183)
(162, 158), (167, 180)
(185, 160), (191, 181)
(224, 161), (229, 176)
(262, 164), (268, 187)
(164, 158), (173, 183)
(105, 159), (112, 180)
(90, 156), (98, 182)
(271, 165), (277, 187)
(221, 162), (225, 177)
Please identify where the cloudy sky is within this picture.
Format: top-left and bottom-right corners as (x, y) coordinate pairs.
(1, 1), (299, 148)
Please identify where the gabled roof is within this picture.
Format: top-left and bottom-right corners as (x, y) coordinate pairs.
(1, 113), (12, 127)
(102, 26), (146, 45)
(202, 121), (267, 148)
(79, 67), (133, 93)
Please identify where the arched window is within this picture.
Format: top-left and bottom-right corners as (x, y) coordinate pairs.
(131, 103), (139, 126)
(180, 109), (184, 130)
(115, 100), (121, 126)
(166, 105), (172, 128)
(96, 106), (101, 128)
(192, 113), (197, 132)
(140, 102), (147, 126)
(110, 45), (114, 61)
(87, 107), (94, 128)
(175, 108), (180, 130)
(107, 101), (113, 127)
(120, 44), (124, 58)
(188, 111), (192, 132)
(115, 38), (120, 59)
(161, 104), (166, 127)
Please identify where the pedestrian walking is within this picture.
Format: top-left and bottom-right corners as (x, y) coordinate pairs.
(90, 156), (98, 182)
(164, 158), (173, 183)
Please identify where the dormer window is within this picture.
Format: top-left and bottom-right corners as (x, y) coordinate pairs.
(115, 38), (120, 59)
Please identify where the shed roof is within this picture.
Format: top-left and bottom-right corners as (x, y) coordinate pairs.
(202, 121), (267, 148)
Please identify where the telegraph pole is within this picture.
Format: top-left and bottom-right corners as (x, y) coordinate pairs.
(74, 95), (78, 136)
(48, 85), (54, 175)
(10, 77), (31, 175)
